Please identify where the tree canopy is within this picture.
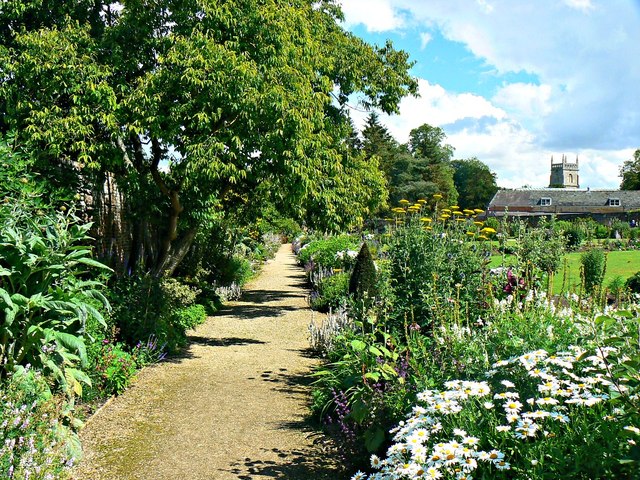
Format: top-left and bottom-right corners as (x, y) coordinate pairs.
(452, 158), (498, 209)
(0, 0), (417, 274)
(620, 149), (640, 190)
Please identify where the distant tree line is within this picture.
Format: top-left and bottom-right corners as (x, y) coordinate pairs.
(360, 113), (498, 209)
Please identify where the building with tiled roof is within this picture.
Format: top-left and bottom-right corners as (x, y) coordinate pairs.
(486, 156), (640, 223)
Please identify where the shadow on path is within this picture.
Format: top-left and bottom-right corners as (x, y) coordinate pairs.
(224, 447), (346, 480)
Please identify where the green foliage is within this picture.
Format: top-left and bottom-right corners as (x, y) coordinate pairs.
(298, 235), (360, 271)
(310, 272), (351, 312)
(620, 148), (640, 190)
(626, 271), (640, 294)
(564, 225), (586, 249)
(451, 157), (498, 209)
(91, 341), (137, 396)
(0, 204), (110, 394)
(349, 242), (378, 305)
(517, 218), (567, 278)
(612, 220), (631, 239)
(1, 367), (76, 479)
(387, 218), (485, 332)
(110, 276), (204, 354)
(0, 0), (417, 274)
(582, 248), (607, 294)
(174, 304), (207, 331)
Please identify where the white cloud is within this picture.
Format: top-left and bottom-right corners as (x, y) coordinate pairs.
(563, 0), (595, 11)
(372, 79), (507, 142)
(341, 0), (638, 189)
(492, 83), (553, 127)
(338, 0), (404, 32)
(419, 32), (432, 50)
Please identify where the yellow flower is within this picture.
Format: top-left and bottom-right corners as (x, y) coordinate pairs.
(420, 217), (432, 222)
(399, 199), (410, 205)
(440, 214), (450, 219)
(463, 209), (475, 215)
(478, 234), (488, 240)
(453, 210), (464, 216)
(425, 226), (433, 230)
(466, 232), (475, 236)
(474, 221), (484, 226)
(456, 218), (465, 222)
(481, 227), (497, 234)
(433, 193), (443, 200)
(417, 199), (427, 204)
(442, 208), (451, 213)
(450, 205), (460, 210)
(474, 209), (485, 214)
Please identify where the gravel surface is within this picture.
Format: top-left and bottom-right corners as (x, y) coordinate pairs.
(72, 244), (343, 480)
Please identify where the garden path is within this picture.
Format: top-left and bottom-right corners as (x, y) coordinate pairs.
(72, 244), (342, 480)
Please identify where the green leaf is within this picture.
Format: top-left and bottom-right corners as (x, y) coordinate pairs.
(364, 426), (385, 452)
(364, 372), (380, 382)
(350, 339), (366, 352)
(75, 257), (112, 270)
(368, 345), (383, 357)
(0, 287), (14, 308)
(54, 331), (87, 365)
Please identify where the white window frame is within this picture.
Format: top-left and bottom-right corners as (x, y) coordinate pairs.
(609, 198), (621, 206)
(540, 197), (552, 206)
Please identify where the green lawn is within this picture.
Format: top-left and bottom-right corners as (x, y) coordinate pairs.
(490, 249), (640, 294)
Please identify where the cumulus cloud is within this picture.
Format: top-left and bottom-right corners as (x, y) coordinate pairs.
(348, 0), (639, 149)
(341, 0), (638, 188)
(338, 0), (404, 32)
(419, 32), (432, 49)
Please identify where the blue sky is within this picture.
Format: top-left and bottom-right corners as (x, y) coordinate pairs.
(340, 0), (640, 189)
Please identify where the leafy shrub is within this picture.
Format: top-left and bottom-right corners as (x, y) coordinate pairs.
(581, 248), (606, 294)
(217, 255), (254, 286)
(594, 223), (610, 239)
(1, 367), (77, 479)
(310, 272), (350, 312)
(626, 271), (640, 294)
(349, 242), (378, 306)
(91, 341), (137, 396)
(0, 201), (110, 394)
(517, 218), (566, 277)
(611, 220), (631, 239)
(564, 226), (585, 249)
(388, 219), (485, 332)
(298, 235), (360, 271)
(110, 275), (204, 354)
(174, 304), (207, 330)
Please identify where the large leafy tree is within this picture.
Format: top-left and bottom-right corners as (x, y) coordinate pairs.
(620, 149), (640, 190)
(398, 123), (458, 205)
(451, 157), (498, 209)
(0, 0), (417, 275)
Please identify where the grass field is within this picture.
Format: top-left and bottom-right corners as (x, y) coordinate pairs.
(490, 249), (640, 294)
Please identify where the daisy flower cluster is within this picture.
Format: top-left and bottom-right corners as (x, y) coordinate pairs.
(353, 346), (639, 480)
(353, 381), (509, 479)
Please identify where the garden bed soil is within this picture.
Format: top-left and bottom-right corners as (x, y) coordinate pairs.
(72, 244), (343, 480)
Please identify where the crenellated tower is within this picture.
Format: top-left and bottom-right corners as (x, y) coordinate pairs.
(549, 154), (579, 188)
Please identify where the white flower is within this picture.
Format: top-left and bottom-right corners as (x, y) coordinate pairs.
(624, 426), (640, 435)
(351, 471), (366, 480)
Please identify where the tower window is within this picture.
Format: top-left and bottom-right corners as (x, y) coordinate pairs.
(540, 197), (552, 206)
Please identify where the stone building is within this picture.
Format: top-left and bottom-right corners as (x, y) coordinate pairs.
(486, 156), (640, 224)
(549, 155), (579, 188)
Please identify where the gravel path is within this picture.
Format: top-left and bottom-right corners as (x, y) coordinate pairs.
(73, 244), (342, 480)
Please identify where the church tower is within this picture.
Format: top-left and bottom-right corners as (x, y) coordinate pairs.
(549, 155), (579, 188)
